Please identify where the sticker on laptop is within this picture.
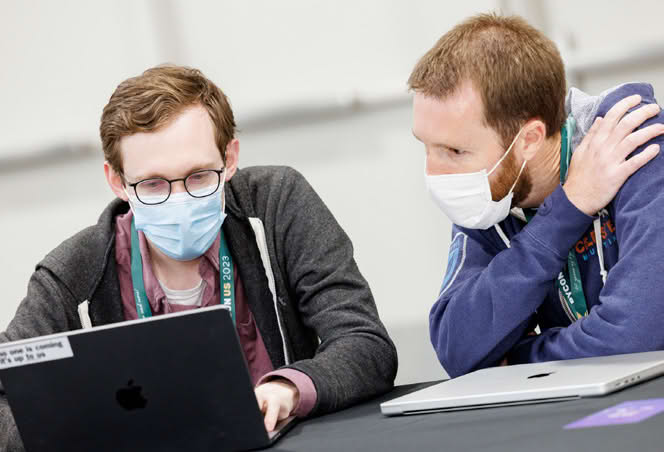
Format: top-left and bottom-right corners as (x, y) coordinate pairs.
(564, 399), (664, 429)
(0, 337), (73, 370)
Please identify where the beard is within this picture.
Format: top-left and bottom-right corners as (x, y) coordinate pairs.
(489, 149), (532, 207)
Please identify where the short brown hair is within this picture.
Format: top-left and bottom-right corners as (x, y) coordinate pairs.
(408, 13), (566, 147)
(100, 64), (236, 174)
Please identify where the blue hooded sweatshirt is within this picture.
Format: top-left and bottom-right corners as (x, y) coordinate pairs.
(430, 83), (664, 378)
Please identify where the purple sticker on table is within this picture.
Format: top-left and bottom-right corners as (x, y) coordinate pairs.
(565, 399), (664, 429)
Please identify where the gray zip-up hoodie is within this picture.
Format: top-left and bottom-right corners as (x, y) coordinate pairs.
(0, 165), (398, 451)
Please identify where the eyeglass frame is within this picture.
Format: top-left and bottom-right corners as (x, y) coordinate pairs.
(124, 168), (226, 205)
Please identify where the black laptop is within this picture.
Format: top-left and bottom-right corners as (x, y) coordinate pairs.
(0, 305), (295, 451)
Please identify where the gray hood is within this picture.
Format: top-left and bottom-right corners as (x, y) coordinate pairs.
(565, 82), (655, 150)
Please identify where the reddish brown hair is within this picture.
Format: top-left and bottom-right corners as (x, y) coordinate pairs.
(408, 13), (566, 147)
(100, 64), (236, 174)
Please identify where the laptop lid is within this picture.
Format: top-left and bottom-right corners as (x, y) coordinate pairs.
(0, 305), (293, 451)
(381, 351), (664, 416)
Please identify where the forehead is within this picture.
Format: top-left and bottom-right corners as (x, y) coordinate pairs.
(119, 105), (222, 179)
(412, 82), (493, 148)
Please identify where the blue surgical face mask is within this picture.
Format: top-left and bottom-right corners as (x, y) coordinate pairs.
(125, 180), (227, 261)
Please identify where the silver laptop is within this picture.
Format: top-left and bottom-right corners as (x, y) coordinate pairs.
(381, 351), (664, 416)
(0, 305), (295, 451)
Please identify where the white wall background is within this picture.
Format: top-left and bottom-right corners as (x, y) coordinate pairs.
(2, 0), (664, 385)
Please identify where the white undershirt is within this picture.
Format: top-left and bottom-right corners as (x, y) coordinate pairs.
(157, 278), (207, 307)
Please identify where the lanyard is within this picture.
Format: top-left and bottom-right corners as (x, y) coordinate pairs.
(558, 116), (589, 320)
(129, 219), (235, 324)
(524, 116), (589, 321)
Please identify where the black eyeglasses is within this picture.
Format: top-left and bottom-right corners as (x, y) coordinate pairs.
(126, 168), (225, 205)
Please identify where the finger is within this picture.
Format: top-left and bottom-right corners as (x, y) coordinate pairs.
(573, 117), (602, 155)
(255, 390), (266, 412)
(602, 94), (642, 128)
(264, 398), (281, 432)
(619, 124), (664, 160)
(588, 116), (612, 154)
(613, 103), (661, 142)
(619, 143), (660, 181)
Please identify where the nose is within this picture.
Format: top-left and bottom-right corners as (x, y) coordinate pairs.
(425, 154), (452, 176)
(171, 179), (187, 194)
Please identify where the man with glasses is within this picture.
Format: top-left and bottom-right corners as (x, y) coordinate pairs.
(0, 65), (397, 450)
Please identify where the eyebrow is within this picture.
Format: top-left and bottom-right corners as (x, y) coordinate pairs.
(412, 130), (464, 151)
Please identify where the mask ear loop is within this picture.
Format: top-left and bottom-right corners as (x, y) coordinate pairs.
(120, 171), (140, 209)
(488, 126), (525, 176)
(508, 159), (527, 194)
(123, 186), (137, 210)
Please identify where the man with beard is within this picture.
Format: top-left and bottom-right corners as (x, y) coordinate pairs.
(411, 13), (664, 377)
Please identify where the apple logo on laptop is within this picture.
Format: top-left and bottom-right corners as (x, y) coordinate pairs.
(116, 379), (148, 410)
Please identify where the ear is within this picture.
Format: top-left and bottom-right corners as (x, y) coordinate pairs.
(223, 138), (240, 181)
(516, 119), (547, 162)
(104, 161), (129, 201)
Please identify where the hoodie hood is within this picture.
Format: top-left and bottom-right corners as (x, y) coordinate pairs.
(565, 82), (657, 151)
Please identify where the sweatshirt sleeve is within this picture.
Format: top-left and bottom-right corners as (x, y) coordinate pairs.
(271, 167), (398, 415)
(430, 186), (593, 377)
(0, 267), (81, 452)
(0, 392), (23, 452)
(508, 132), (664, 364)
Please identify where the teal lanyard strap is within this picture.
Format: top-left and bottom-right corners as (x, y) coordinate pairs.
(130, 218), (235, 323)
(219, 228), (236, 325)
(524, 116), (588, 321)
(130, 219), (152, 319)
(557, 116), (589, 320)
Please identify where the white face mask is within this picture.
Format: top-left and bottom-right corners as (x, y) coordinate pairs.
(425, 127), (526, 230)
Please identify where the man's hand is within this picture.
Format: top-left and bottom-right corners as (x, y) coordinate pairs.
(564, 94), (664, 215)
(255, 379), (300, 432)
